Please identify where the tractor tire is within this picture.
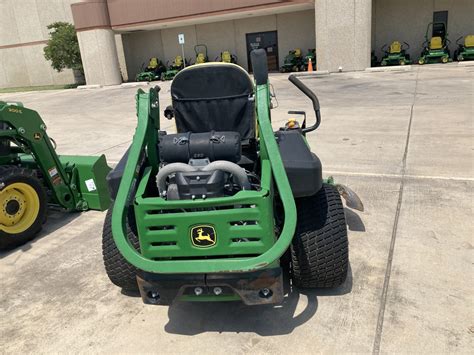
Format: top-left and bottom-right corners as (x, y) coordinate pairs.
(399, 59), (406, 65)
(291, 183), (348, 288)
(102, 204), (140, 291)
(442, 56), (449, 63)
(0, 167), (47, 249)
(418, 58), (425, 65)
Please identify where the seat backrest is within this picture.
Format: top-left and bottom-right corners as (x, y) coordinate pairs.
(148, 57), (158, 68)
(430, 37), (443, 49)
(170, 63), (255, 140)
(222, 51), (232, 63)
(294, 48), (302, 57)
(174, 56), (183, 66)
(196, 53), (206, 64)
(465, 35), (474, 48)
(390, 41), (401, 53)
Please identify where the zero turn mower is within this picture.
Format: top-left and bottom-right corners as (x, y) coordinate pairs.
(454, 35), (474, 61)
(380, 41), (411, 66)
(161, 55), (187, 81)
(136, 57), (166, 82)
(0, 102), (111, 249)
(102, 49), (363, 306)
(418, 22), (451, 65)
(280, 48), (305, 73)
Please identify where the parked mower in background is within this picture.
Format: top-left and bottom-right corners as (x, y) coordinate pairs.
(280, 48), (304, 72)
(161, 55), (187, 81)
(0, 102), (111, 249)
(380, 41), (411, 66)
(216, 51), (238, 64)
(102, 49), (363, 306)
(194, 44), (208, 64)
(454, 35), (474, 61)
(135, 58), (166, 82)
(418, 22), (451, 64)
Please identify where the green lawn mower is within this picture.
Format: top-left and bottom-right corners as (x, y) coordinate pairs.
(194, 44), (209, 65)
(216, 51), (238, 64)
(380, 41), (411, 66)
(0, 102), (111, 249)
(136, 58), (166, 82)
(418, 22), (451, 65)
(454, 35), (474, 61)
(161, 55), (187, 81)
(102, 49), (363, 306)
(280, 48), (305, 73)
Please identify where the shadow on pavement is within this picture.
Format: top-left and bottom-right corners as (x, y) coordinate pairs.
(164, 264), (352, 336)
(0, 209), (80, 258)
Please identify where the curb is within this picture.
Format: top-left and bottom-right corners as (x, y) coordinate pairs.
(365, 65), (412, 72)
(77, 84), (102, 90)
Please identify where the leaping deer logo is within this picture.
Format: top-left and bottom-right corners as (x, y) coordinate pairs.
(191, 225), (216, 247)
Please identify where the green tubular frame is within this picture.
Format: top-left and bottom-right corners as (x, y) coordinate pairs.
(111, 82), (297, 274)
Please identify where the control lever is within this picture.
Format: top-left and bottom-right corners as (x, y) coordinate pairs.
(288, 75), (321, 133)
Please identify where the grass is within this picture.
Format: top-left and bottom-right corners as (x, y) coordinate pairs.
(0, 83), (79, 94)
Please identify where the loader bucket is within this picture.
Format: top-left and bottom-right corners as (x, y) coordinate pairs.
(59, 154), (112, 211)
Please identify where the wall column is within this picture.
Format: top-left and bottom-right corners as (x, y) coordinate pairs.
(315, 0), (372, 72)
(71, 0), (121, 85)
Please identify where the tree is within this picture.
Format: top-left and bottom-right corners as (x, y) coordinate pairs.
(43, 22), (83, 73)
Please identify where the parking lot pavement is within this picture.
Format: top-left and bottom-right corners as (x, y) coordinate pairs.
(1, 63), (473, 353)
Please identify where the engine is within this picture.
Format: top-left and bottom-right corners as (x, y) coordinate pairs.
(157, 131), (257, 200)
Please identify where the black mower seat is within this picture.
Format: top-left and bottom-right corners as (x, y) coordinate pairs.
(170, 63), (255, 140)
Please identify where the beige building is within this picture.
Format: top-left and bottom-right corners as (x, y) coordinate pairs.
(1, 0), (473, 88)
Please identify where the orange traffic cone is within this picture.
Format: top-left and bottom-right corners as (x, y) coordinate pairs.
(307, 58), (313, 72)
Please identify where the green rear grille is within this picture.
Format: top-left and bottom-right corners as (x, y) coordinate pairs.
(135, 195), (275, 260)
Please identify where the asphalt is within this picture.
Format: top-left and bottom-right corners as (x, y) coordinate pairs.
(1, 62), (473, 354)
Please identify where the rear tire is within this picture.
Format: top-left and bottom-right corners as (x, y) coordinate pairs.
(291, 183), (348, 288)
(0, 167), (47, 249)
(102, 203), (140, 291)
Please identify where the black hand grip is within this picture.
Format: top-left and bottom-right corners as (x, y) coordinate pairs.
(250, 49), (268, 85)
(288, 74), (321, 132)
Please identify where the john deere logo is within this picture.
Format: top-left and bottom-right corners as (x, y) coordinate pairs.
(191, 225), (216, 248)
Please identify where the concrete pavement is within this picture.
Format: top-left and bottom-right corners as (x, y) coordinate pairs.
(1, 63), (473, 354)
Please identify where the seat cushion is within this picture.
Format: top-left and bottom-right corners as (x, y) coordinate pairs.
(430, 37), (443, 50)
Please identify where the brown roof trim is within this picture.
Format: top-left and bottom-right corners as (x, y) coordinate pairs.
(76, 25), (113, 32)
(111, 1), (312, 30)
(0, 40), (48, 50)
(71, 0), (111, 31)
